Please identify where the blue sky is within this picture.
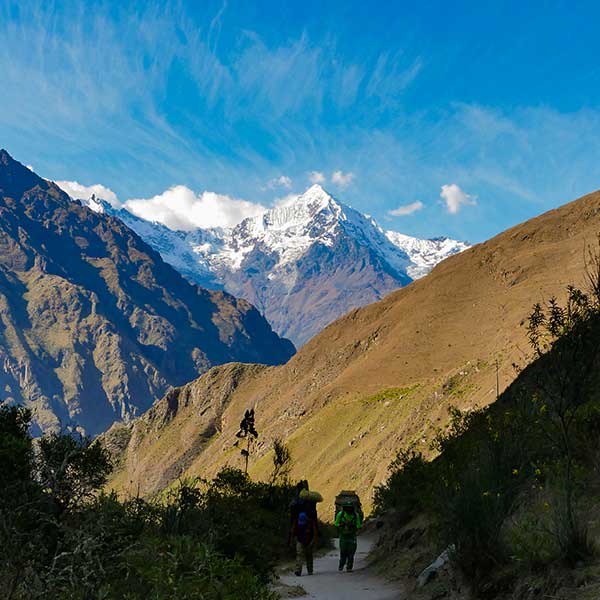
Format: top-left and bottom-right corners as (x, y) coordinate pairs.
(2, 0), (600, 242)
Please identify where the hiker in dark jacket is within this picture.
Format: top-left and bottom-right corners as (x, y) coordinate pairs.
(290, 511), (318, 576)
(335, 501), (362, 572)
(289, 480), (321, 536)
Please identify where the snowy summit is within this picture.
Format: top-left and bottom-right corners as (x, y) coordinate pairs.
(74, 185), (469, 346)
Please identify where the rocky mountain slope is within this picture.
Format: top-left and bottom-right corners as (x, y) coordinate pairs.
(0, 150), (294, 435)
(105, 186), (600, 506)
(77, 186), (468, 346)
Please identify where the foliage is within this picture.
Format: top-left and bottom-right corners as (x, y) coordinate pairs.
(235, 408), (259, 474)
(36, 432), (112, 513)
(373, 445), (429, 522)
(0, 409), (291, 599)
(375, 267), (600, 585)
(270, 438), (293, 485)
(526, 282), (600, 564)
(0, 406), (33, 497)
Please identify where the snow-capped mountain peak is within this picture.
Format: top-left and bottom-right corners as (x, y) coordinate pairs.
(65, 183), (470, 345)
(79, 193), (112, 214)
(244, 184), (340, 232)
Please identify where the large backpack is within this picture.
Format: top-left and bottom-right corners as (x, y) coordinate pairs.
(334, 490), (363, 521)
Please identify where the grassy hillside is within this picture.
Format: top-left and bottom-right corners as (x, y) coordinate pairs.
(106, 188), (600, 509)
(371, 271), (600, 598)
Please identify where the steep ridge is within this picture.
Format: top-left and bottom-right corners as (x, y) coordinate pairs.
(76, 186), (468, 346)
(0, 150), (294, 435)
(106, 187), (600, 505)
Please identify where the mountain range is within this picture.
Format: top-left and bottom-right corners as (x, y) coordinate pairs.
(76, 186), (469, 346)
(0, 150), (293, 435)
(104, 186), (600, 506)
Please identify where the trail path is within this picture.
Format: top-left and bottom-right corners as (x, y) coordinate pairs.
(278, 534), (403, 599)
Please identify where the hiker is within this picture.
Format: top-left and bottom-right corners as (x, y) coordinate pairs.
(290, 510), (318, 576)
(290, 480), (322, 535)
(335, 500), (362, 572)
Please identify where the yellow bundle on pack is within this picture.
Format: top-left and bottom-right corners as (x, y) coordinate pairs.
(299, 489), (323, 503)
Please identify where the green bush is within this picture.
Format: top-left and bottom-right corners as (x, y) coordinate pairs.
(374, 278), (600, 584)
(0, 408), (285, 599)
(373, 446), (431, 521)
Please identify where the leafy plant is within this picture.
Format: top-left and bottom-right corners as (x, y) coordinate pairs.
(0, 408), (285, 599)
(270, 438), (292, 485)
(234, 408), (259, 474)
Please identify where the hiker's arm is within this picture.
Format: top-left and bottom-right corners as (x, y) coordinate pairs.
(334, 511), (342, 527)
(356, 513), (362, 529)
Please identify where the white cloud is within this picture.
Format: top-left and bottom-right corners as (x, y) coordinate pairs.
(124, 185), (267, 230)
(308, 171), (325, 184)
(266, 175), (292, 189)
(55, 180), (121, 207)
(440, 184), (477, 214)
(388, 201), (424, 217)
(331, 170), (355, 188)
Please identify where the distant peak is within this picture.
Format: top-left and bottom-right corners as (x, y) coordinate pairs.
(302, 183), (336, 202)
(0, 148), (15, 165)
(0, 149), (48, 199)
(305, 183), (328, 195)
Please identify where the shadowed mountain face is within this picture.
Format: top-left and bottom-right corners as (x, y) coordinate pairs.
(105, 186), (600, 505)
(0, 150), (294, 435)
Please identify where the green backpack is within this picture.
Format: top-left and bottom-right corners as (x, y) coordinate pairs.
(338, 512), (358, 536)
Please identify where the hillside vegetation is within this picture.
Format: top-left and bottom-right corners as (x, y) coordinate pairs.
(372, 257), (600, 598)
(0, 405), (318, 599)
(105, 188), (600, 507)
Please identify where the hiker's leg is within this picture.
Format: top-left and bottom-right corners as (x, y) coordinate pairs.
(295, 542), (304, 575)
(346, 538), (357, 571)
(338, 538), (348, 570)
(305, 545), (313, 574)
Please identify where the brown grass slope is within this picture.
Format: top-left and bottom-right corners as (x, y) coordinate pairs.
(0, 150), (294, 435)
(107, 189), (600, 508)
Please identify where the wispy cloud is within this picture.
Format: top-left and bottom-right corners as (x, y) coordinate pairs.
(0, 2), (424, 194)
(308, 171), (325, 184)
(331, 170), (355, 188)
(440, 184), (477, 214)
(5, 2), (600, 244)
(388, 201), (424, 216)
(266, 175), (292, 190)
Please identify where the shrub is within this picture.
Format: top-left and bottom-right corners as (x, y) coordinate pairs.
(373, 446), (431, 521)
(0, 411), (283, 599)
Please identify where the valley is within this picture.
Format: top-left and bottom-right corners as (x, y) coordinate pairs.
(105, 186), (600, 509)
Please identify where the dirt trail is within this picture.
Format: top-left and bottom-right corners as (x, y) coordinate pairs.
(278, 534), (403, 599)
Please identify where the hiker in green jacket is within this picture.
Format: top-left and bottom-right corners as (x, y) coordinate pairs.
(335, 501), (362, 572)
